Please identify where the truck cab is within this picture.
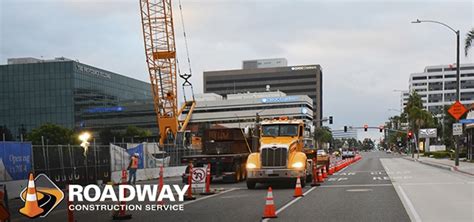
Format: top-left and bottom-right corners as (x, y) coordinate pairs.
(245, 117), (309, 189)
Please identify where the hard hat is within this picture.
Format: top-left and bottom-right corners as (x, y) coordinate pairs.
(134, 153), (139, 157)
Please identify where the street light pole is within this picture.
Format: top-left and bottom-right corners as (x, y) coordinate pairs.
(412, 19), (461, 166)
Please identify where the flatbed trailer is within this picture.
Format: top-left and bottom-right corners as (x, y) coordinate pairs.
(181, 128), (252, 183)
(181, 153), (249, 183)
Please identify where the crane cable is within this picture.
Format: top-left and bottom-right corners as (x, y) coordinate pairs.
(177, 0), (195, 101)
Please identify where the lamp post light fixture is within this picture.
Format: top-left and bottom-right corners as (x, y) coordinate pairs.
(411, 19), (461, 166)
(79, 132), (91, 156)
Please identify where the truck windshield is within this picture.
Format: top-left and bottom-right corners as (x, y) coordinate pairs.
(262, 124), (298, 137)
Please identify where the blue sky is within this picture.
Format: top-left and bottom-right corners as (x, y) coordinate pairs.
(1, 0), (473, 141)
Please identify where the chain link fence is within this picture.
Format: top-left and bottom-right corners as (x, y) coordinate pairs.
(30, 143), (200, 188)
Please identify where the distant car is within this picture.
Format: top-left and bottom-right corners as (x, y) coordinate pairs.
(386, 149), (392, 154)
(342, 150), (355, 159)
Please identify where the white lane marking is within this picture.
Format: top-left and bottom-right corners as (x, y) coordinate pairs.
(319, 184), (392, 188)
(220, 194), (249, 199)
(183, 188), (240, 205)
(262, 187), (317, 222)
(346, 189), (372, 192)
(397, 185), (422, 222)
(373, 176), (391, 181)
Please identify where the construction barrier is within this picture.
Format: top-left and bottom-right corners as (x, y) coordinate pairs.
(66, 185), (74, 222)
(0, 184), (10, 222)
(184, 164), (196, 201)
(112, 170), (132, 220)
(200, 163), (215, 195)
(322, 166), (328, 179)
(157, 166), (164, 205)
(310, 162), (320, 187)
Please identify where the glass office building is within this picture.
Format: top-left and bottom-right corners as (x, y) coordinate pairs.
(0, 57), (154, 139)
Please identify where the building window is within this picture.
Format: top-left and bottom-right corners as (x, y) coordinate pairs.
(412, 76), (427, 80)
(428, 75), (443, 79)
(427, 68), (442, 72)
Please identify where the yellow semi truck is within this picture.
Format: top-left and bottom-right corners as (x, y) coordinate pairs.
(245, 117), (312, 189)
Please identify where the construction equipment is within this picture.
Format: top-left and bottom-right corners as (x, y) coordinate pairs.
(245, 117), (313, 189)
(139, 0), (196, 145)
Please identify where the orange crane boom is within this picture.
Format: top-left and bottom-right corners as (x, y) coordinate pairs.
(139, 0), (195, 145)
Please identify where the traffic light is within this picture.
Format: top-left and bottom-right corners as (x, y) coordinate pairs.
(329, 116), (333, 124)
(364, 124), (368, 132)
(379, 125), (384, 133)
(344, 126), (347, 132)
(407, 131), (413, 139)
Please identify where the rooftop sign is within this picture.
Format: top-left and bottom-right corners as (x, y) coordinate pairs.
(261, 96), (299, 103)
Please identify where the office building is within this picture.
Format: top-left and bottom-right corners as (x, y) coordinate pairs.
(203, 58), (323, 124)
(406, 63), (474, 114)
(0, 57), (155, 139)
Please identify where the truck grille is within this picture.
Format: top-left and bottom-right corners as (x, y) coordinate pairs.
(261, 147), (287, 167)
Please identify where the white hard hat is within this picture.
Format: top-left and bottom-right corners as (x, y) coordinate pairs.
(134, 153), (139, 157)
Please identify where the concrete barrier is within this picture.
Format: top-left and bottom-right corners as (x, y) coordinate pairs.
(2, 179), (27, 199)
(111, 166), (186, 184)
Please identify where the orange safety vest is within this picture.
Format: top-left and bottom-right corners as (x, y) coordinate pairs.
(130, 156), (139, 169)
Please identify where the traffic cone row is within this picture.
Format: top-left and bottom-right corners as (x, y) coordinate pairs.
(311, 162), (320, 187)
(322, 166), (328, 179)
(328, 164), (334, 175)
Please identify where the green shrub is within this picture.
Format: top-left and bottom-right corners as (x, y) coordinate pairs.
(431, 151), (450, 159)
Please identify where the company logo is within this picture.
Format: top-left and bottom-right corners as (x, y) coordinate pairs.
(19, 173), (64, 219)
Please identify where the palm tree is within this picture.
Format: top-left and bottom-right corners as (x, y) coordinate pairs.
(465, 28), (474, 57)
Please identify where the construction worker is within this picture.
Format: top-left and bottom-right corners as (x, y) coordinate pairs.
(127, 153), (139, 184)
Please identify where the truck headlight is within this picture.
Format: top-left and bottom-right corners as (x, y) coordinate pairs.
(246, 163), (257, 169)
(291, 162), (304, 169)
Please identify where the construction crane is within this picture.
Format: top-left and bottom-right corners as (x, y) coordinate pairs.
(139, 0), (196, 145)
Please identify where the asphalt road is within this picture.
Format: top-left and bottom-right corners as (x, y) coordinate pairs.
(10, 151), (414, 222)
(275, 151), (410, 222)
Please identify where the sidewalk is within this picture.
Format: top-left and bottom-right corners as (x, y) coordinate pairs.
(403, 155), (474, 176)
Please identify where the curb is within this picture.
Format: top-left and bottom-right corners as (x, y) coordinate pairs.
(403, 157), (474, 177)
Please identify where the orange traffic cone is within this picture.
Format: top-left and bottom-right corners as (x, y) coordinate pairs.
(262, 187), (277, 219)
(19, 173), (44, 219)
(293, 177), (303, 197)
(317, 169), (324, 183)
(322, 166), (328, 178)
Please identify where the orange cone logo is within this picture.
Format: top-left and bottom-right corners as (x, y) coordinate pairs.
(262, 187), (277, 218)
(293, 177), (303, 197)
(19, 173), (64, 219)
